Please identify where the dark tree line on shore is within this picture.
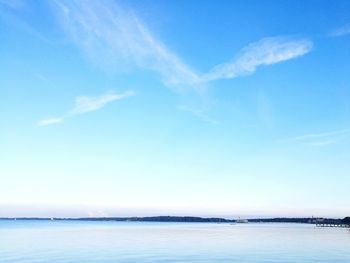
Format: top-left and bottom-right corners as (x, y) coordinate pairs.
(1, 216), (349, 224)
(342, 217), (350, 224)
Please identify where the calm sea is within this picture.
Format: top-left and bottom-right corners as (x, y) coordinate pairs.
(0, 220), (349, 262)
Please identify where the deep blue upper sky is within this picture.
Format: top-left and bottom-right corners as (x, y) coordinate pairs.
(1, 0), (349, 218)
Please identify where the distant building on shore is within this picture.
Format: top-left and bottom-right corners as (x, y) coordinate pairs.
(236, 218), (249, 223)
(308, 217), (324, 224)
(342, 217), (350, 225)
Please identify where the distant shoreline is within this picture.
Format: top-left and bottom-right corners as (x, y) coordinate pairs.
(0, 216), (349, 224)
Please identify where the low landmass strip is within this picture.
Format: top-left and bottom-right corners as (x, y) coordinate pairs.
(0, 216), (349, 224)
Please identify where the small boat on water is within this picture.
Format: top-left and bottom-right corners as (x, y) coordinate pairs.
(236, 218), (249, 223)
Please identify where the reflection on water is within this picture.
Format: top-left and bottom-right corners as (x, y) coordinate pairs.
(0, 220), (349, 262)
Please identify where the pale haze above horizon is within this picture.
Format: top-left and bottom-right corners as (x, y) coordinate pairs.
(1, 0), (350, 219)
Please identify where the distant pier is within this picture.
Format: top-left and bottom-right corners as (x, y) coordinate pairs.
(310, 217), (350, 228)
(316, 223), (349, 228)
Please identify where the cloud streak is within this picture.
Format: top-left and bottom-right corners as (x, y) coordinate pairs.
(283, 129), (350, 146)
(291, 129), (350, 141)
(49, 0), (312, 124)
(71, 90), (134, 114)
(37, 117), (63, 126)
(331, 23), (350, 37)
(53, 0), (312, 91)
(204, 37), (312, 81)
(53, 0), (202, 94)
(37, 90), (134, 126)
(178, 105), (219, 125)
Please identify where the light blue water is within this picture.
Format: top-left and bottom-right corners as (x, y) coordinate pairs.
(0, 220), (349, 262)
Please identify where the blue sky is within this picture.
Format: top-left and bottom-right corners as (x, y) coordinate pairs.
(1, 0), (350, 218)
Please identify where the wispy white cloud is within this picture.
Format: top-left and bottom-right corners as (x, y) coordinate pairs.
(50, 0), (312, 124)
(306, 140), (336, 146)
(37, 90), (134, 126)
(0, 1), (54, 44)
(204, 37), (313, 81)
(291, 129), (350, 141)
(37, 117), (63, 126)
(330, 23), (350, 37)
(53, 0), (202, 94)
(71, 90), (135, 114)
(52, 1), (312, 91)
(282, 129), (350, 146)
(178, 105), (218, 125)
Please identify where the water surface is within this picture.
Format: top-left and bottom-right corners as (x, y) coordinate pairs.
(1, 220), (349, 262)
